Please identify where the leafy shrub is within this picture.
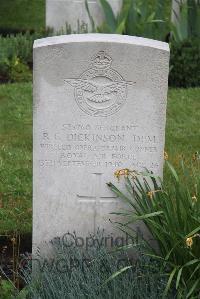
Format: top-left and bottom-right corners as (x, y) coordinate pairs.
(0, 27), (86, 83)
(0, 32), (43, 83)
(0, 32), (39, 65)
(20, 234), (174, 298)
(86, 0), (200, 87)
(169, 38), (200, 88)
(4, 56), (32, 83)
(86, 0), (170, 41)
(171, 0), (200, 42)
(1, 1), (199, 86)
(108, 160), (200, 298)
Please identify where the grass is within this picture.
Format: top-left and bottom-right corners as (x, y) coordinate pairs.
(165, 88), (200, 164)
(0, 0), (45, 32)
(0, 83), (199, 234)
(0, 83), (32, 234)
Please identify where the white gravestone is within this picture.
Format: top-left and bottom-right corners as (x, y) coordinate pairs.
(171, 0), (185, 25)
(33, 34), (169, 251)
(46, 0), (122, 32)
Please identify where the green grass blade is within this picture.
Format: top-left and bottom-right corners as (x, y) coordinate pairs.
(99, 0), (117, 32)
(185, 226), (200, 238)
(131, 211), (164, 220)
(85, 0), (95, 32)
(163, 267), (177, 298)
(176, 267), (183, 289)
(107, 182), (136, 208)
(116, 20), (126, 34)
(183, 259), (200, 267)
(189, 263), (200, 280)
(186, 278), (200, 298)
(166, 161), (179, 183)
(103, 266), (132, 285)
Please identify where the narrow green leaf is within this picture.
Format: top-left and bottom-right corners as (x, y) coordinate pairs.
(185, 226), (200, 238)
(183, 259), (200, 267)
(186, 278), (200, 298)
(163, 267), (177, 298)
(85, 0), (95, 32)
(176, 267), (183, 289)
(144, 253), (165, 261)
(107, 182), (136, 208)
(189, 263), (200, 280)
(131, 211), (164, 220)
(166, 161), (179, 183)
(165, 239), (183, 261)
(116, 20), (126, 34)
(99, 0), (117, 32)
(109, 243), (140, 254)
(103, 266), (132, 285)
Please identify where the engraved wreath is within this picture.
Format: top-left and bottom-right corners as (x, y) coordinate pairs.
(64, 51), (132, 117)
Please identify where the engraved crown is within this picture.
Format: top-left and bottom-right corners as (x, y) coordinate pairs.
(92, 51), (112, 69)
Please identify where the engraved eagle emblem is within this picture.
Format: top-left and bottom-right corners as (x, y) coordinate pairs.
(64, 79), (131, 103)
(64, 51), (134, 117)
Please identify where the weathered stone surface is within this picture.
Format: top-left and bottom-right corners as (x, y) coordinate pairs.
(171, 0), (185, 25)
(33, 34), (169, 251)
(46, 0), (122, 32)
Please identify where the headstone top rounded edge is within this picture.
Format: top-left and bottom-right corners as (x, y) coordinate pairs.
(33, 34), (169, 52)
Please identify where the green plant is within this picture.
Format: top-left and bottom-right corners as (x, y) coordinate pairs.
(0, 82), (32, 235)
(85, 0), (200, 87)
(0, 32), (39, 65)
(86, 0), (170, 41)
(0, 32), (42, 83)
(5, 56), (32, 83)
(108, 160), (200, 298)
(55, 21), (89, 35)
(21, 233), (173, 298)
(0, 83), (199, 234)
(0, 0), (45, 33)
(0, 279), (27, 299)
(171, 0), (200, 42)
(0, 28), (86, 83)
(169, 38), (200, 87)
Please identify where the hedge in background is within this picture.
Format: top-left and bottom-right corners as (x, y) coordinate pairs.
(0, 32), (43, 83)
(0, 0), (45, 34)
(169, 39), (200, 88)
(1, 33), (200, 88)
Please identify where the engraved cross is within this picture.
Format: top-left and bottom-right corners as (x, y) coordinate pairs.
(77, 173), (117, 232)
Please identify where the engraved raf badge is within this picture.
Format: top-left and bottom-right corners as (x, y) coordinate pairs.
(64, 51), (133, 117)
